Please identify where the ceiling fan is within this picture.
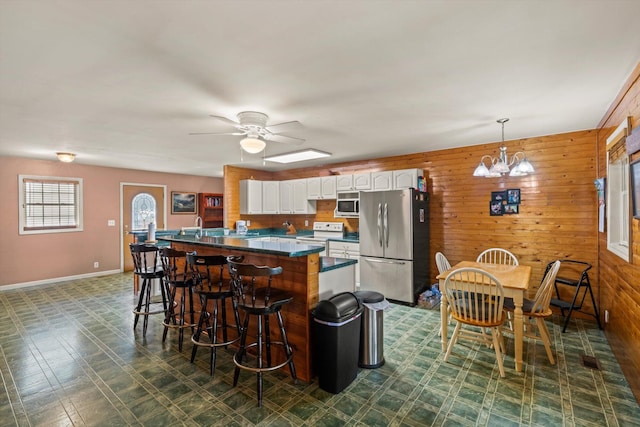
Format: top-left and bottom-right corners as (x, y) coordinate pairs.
(190, 111), (305, 154)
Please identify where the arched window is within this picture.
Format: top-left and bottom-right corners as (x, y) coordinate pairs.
(132, 193), (157, 230)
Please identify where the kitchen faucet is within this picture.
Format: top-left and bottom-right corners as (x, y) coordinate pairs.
(195, 216), (203, 229)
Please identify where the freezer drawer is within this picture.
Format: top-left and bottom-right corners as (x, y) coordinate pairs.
(360, 256), (414, 304)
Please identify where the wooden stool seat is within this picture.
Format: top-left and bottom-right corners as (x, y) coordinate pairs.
(227, 257), (297, 407)
(187, 253), (242, 377)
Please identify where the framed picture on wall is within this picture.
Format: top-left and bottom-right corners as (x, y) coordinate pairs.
(507, 188), (521, 204)
(171, 191), (197, 214)
(491, 191), (507, 202)
(490, 201), (503, 216)
(504, 203), (519, 214)
(631, 159), (640, 219)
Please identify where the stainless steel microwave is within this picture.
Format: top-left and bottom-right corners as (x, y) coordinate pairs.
(335, 192), (359, 217)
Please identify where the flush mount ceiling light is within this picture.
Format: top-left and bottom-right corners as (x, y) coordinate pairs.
(56, 152), (76, 163)
(473, 118), (535, 178)
(264, 149), (331, 164)
(239, 134), (266, 154)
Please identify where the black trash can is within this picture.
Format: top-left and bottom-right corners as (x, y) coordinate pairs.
(312, 292), (364, 393)
(354, 290), (388, 368)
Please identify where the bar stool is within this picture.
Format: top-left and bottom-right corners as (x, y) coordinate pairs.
(227, 257), (297, 407)
(550, 260), (602, 332)
(187, 253), (242, 376)
(160, 247), (197, 351)
(129, 243), (169, 336)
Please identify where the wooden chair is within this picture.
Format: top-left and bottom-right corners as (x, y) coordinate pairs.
(160, 247), (197, 351)
(443, 268), (507, 377)
(504, 260), (561, 364)
(435, 252), (451, 337)
(187, 253), (242, 377)
(435, 252), (451, 275)
(227, 257), (297, 407)
(476, 248), (519, 265)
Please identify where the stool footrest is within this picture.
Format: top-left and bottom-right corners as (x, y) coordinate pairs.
(233, 341), (294, 373)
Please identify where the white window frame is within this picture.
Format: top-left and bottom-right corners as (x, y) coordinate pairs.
(19, 174), (84, 235)
(606, 118), (631, 262)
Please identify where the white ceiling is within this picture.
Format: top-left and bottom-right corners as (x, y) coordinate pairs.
(1, 1), (639, 178)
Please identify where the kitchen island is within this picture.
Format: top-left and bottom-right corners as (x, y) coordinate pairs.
(157, 234), (326, 383)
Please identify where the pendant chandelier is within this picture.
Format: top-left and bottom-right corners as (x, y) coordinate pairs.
(473, 118), (535, 177)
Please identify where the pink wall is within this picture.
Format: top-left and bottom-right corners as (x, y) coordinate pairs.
(0, 156), (222, 286)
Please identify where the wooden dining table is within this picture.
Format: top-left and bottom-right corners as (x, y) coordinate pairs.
(436, 261), (532, 372)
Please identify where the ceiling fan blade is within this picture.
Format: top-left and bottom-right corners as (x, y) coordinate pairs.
(209, 114), (240, 126)
(189, 131), (244, 136)
(266, 120), (303, 133)
(265, 133), (305, 144)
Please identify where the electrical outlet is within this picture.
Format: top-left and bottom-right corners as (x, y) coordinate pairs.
(604, 310), (609, 323)
(246, 220), (251, 227)
(94, 262), (99, 268)
(305, 220), (309, 226)
(107, 219), (115, 226)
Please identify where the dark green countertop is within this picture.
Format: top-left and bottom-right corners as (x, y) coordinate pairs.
(157, 234), (325, 257)
(319, 257), (358, 273)
(132, 227), (359, 243)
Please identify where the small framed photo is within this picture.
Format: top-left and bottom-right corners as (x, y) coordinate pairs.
(507, 188), (521, 204)
(491, 191), (507, 202)
(503, 203), (519, 214)
(171, 191), (197, 214)
(490, 201), (503, 216)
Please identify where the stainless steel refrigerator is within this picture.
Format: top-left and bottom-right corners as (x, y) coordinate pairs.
(359, 188), (429, 305)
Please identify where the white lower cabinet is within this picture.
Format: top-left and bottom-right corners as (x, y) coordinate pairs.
(327, 241), (360, 288)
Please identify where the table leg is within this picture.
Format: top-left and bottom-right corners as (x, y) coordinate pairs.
(513, 294), (524, 372)
(440, 279), (448, 351)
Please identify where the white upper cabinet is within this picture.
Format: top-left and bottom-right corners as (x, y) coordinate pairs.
(336, 174), (354, 192)
(321, 176), (337, 199)
(307, 176), (337, 200)
(262, 180), (280, 214)
(279, 180), (295, 214)
(371, 171), (393, 191)
(393, 168), (422, 189)
(240, 180), (262, 214)
(306, 177), (322, 199)
(336, 173), (371, 191)
(293, 179), (316, 214)
(353, 172), (371, 190)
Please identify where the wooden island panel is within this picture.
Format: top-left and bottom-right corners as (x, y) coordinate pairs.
(170, 241), (320, 383)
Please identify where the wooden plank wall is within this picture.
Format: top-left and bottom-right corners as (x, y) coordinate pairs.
(224, 130), (598, 299)
(596, 62), (640, 403)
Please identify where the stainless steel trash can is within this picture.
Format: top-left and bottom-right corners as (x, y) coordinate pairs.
(355, 290), (387, 368)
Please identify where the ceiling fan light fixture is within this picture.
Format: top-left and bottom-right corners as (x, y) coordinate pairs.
(56, 152), (75, 162)
(239, 137), (266, 154)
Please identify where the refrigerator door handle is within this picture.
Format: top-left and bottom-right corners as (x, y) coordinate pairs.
(383, 203), (389, 248)
(377, 203), (383, 247)
(363, 256), (406, 265)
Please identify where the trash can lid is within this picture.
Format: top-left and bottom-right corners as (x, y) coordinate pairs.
(354, 290), (384, 304)
(312, 292), (362, 322)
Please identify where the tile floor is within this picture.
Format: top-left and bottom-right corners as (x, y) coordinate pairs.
(1, 273), (639, 426)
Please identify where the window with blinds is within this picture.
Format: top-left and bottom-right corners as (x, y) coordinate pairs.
(19, 175), (83, 235)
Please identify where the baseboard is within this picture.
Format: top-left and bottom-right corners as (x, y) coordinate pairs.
(0, 269), (122, 291)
